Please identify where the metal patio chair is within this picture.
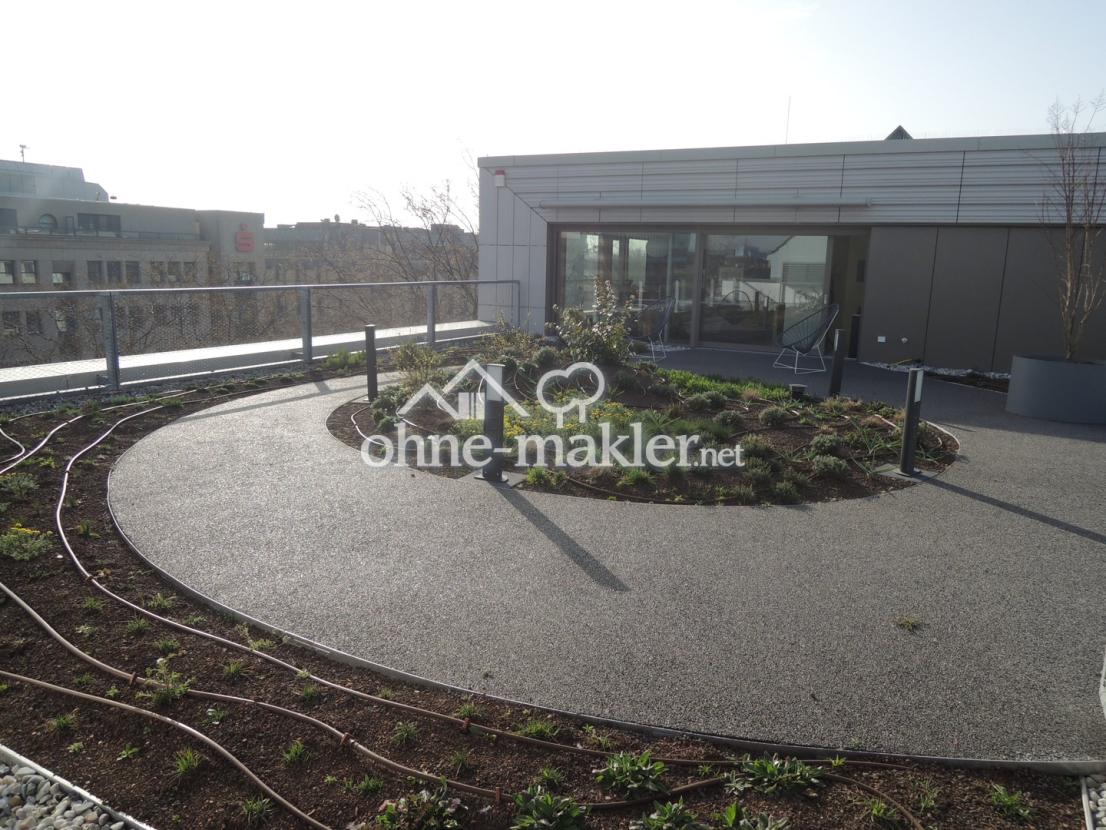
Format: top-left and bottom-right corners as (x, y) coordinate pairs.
(629, 298), (676, 362)
(772, 303), (839, 374)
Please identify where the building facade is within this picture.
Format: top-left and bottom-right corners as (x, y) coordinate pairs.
(0, 161), (476, 368)
(477, 131), (1106, 372)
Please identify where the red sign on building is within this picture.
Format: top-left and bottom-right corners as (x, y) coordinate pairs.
(235, 223), (255, 253)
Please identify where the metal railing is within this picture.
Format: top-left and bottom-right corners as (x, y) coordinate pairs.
(0, 279), (520, 396)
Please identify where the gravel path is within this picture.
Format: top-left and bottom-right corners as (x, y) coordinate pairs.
(107, 351), (1106, 764)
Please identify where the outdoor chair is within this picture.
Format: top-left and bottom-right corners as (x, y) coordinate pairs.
(772, 303), (839, 374)
(629, 298), (676, 362)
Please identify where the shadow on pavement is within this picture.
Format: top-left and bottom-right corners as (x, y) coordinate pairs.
(492, 485), (630, 593)
(922, 476), (1106, 546)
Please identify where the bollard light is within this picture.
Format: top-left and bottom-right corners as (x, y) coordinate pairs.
(481, 363), (506, 483)
(898, 368), (924, 476)
(828, 327), (846, 398)
(364, 325), (378, 402)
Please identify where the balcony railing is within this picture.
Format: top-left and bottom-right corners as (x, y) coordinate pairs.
(0, 226), (202, 242)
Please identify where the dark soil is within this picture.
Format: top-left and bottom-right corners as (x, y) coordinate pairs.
(0, 370), (1080, 829)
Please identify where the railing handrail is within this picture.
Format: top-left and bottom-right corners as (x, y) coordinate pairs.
(0, 278), (519, 300)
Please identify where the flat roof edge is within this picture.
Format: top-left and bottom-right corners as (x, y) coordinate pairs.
(478, 131), (1106, 168)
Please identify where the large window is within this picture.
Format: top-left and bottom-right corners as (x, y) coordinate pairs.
(555, 228), (836, 347)
(558, 231), (697, 341)
(700, 234), (830, 345)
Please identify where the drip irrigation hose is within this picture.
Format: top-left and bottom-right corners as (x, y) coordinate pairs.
(57, 384), (911, 777)
(0, 669), (331, 830)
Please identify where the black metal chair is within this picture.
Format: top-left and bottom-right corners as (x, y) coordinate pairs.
(772, 303), (840, 374)
(629, 298), (676, 362)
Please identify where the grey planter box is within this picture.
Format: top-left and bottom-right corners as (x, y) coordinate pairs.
(1006, 354), (1106, 424)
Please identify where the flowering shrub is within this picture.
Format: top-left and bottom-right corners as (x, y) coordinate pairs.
(0, 523), (53, 561)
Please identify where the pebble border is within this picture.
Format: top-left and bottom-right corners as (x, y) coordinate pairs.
(0, 743), (154, 830)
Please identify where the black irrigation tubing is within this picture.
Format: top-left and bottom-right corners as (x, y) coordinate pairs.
(52, 384), (913, 781)
(0, 669), (331, 830)
(0, 578), (502, 804)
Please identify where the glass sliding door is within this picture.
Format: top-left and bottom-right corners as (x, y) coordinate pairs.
(699, 234), (831, 346)
(557, 230), (696, 343)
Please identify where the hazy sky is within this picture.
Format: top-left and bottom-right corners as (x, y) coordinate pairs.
(7, 0), (1104, 226)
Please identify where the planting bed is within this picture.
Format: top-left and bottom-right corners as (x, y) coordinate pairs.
(333, 344), (956, 506)
(0, 365), (1081, 829)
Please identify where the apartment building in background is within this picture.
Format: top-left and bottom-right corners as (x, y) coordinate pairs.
(0, 160), (476, 367)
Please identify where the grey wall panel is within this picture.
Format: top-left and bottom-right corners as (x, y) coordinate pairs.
(987, 228), (1106, 369)
(736, 155), (843, 198)
(478, 169), (497, 247)
(858, 227), (937, 364)
(923, 227), (1009, 370)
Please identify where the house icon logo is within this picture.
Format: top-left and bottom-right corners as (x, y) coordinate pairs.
(397, 359), (531, 420)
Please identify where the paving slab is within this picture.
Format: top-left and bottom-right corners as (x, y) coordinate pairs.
(107, 352), (1106, 762)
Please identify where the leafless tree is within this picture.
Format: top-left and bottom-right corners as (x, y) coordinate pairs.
(1040, 95), (1106, 360)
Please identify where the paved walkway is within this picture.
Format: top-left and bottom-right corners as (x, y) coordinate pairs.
(107, 351), (1106, 763)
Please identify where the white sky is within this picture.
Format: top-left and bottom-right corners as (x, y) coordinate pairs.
(7, 0), (1104, 226)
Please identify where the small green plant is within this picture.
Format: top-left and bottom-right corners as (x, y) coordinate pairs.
(537, 766), (566, 791)
(713, 410), (745, 429)
(447, 749), (472, 776)
(516, 717), (559, 740)
(183, 614), (207, 627)
(75, 624), (97, 638)
(0, 523), (53, 560)
(0, 472), (38, 500)
(892, 615), (923, 633)
(392, 720), (420, 746)
(581, 723), (613, 750)
(455, 698), (483, 720)
(72, 673), (94, 687)
(67, 741), (85, 754)
(811, 454), (849, 479)
(0, 682), (8, 695)
(758, 406), (789, 427)
(771, 480), (802, 504)
(740, 435), (773, 460)
(685, 393), (713, 412)
(282, 738), (310, 765)
(917, 779), (939, 814)
(173, 747), (203, 781)
(512, 785), (587, 830)
(863, 798), (899, 825)
(351, 774), (383, 797)
(617, 468), (654, 489)
(377, 686), (395, 700)
(730, 755), (821, 796)
(248, 637), (276, 652)
(126, 617), (151, 635)
(117, 744), (139, 760)
(713, 804), (790, 830)
(145, 592), (175, 612)
(105, 685), (120, 699)
(156, 638), (181, 655)
(525, 466), (566, 488)
(829, 755), (847, 769)
(298, 683), (320, 704)
(205, 707), (228, 725)
(629, 799), (709, 830)
(47, 712), (76, 732)
(990, 784), (1031, 821)
(74, 519), (100, 539)
(595, 750), (667, 796)
(809, 433), (841, 456)
(241, 796), (272, 825)
(81, 596), (105, 613)
(223, 659), (247, 679)
(376, 786), (466, 829)
(138, 657), (192, 707)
